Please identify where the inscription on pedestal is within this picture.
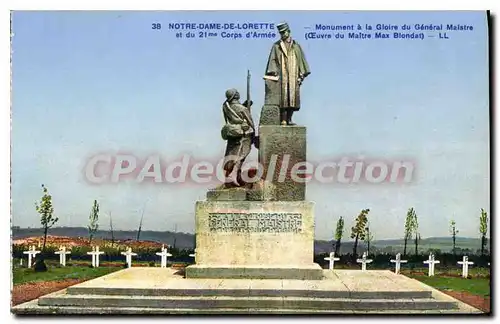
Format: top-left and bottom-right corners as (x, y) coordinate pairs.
(208, 213), (302, 233)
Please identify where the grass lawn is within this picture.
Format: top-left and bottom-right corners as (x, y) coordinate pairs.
(402, 267), (490, 277)
(406, 275), (490, 297)
(13, 266), (120, 285)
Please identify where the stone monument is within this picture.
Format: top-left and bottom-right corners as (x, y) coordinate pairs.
(185, 26), (320, 279)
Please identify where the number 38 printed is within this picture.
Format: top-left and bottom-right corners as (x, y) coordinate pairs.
(152, 23), (162, 30)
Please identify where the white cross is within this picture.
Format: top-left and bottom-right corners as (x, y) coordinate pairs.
(189, 249), (196, 262)
(423, 253), (440, 276)
(23, 245), (40, 268)
(87, 246), (104, 267)
(121, 247), (137, 268)
(155, 245), (172, 268)
(457, 255), (474, 278)
(390, 253), (408, 274)
(356, 252), (373, 271)
(54, 246), (71, 267)
(324, 252), (340, 270)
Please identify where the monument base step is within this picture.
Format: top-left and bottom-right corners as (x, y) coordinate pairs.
(36, 294), (458, 311)
(185, 264), (323, 280)
(11, 302), (481, 315)
(11, 268), (483, 315)
(66, 286), (431, 299)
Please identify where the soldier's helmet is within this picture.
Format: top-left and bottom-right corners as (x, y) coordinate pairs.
(225, 88), (239, 101)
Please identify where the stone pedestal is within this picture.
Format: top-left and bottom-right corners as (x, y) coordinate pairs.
(186, 121), (318, 280)
(259, 78), (282, 126)
(258, 125), (306, 201)
(259, 105), (280, 125)
(185, 200), (322, 280)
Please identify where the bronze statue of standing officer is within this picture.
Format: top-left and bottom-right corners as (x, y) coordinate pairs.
(264, 22), (311, 126)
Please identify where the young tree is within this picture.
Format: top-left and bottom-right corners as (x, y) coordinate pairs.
(413, 212), (419, 256)
(364, 222), (374, 255)
(88, 200), (100, 245)
(109, 211), (115, 246)
(403, 207), (416, 256)
(351, 209), (370, 259)
(479, 208), (488, 256)
(334, 216), (345, 254)
(450, 219), (459, 256)
(136, 200), (148, 241)
(173, 223), (178, 249)
(416, 233), (421, 256)
(35, 184), (58, 271)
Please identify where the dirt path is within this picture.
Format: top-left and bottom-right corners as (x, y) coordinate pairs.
(11, 279), (86, 306)
(442, 290), (491, 313)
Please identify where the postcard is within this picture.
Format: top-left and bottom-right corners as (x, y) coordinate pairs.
(10, 10), (490, 315)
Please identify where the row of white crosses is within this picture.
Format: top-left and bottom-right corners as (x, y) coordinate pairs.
(124, 245), (197, 268)
(23, 243), (197, 269)
(324, 251), (478, 278)
(421, 254), (475, 278)
(323, 252), (374, 271)
(395, 253), (475, 277)
(24, 245), (72, 268)
(121, 245), (196, 268)
(155, 246), (196, 268)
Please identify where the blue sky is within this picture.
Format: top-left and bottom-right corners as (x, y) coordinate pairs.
(11, 11), (489, 240)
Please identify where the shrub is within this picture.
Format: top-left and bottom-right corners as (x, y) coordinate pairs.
(33, 259), (48, 272)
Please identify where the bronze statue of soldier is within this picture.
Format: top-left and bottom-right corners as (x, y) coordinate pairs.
(264, 22), (311, 126)
(220, 88), (256, 187)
